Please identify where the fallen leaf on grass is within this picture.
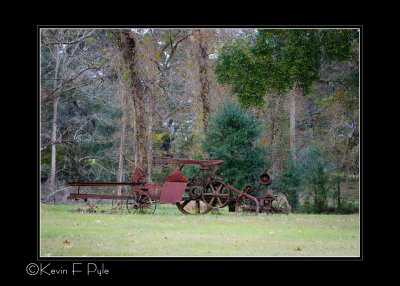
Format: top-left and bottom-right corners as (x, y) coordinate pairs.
(95, 220), (101, 223)
(295, 247), (302, 251)
(127, 232), (134, 236)
(63, 240), (71, 244)
(298, 230), (302, 233)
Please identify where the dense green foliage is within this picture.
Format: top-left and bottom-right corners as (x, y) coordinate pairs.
(272, 143), (358, 214)
(212, 29), (359, 213)
(214, 29), (358, 106)
(202, 101), (269, 190)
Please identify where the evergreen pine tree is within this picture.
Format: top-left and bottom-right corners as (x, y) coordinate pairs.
(202, 101), (269, 190)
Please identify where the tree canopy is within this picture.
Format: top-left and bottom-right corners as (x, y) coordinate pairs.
(214, 29), (358, 106)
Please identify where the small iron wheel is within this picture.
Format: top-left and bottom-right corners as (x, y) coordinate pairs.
(189, 185), (203, 200)
(176, 199), (212, 215)
(271, 194), (290, 215)
(126, 191), (156, 214)
(235, 195), (260, 215)
(202, 181), (230, 209)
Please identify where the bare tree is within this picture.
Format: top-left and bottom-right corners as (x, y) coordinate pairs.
(113, 29), (191, 181)
(41, 28), (107, 194)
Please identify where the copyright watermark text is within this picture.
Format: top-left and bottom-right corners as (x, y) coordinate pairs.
(26, 263), (109, 276)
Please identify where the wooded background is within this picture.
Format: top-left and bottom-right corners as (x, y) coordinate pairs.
(40, 28), (359, 213)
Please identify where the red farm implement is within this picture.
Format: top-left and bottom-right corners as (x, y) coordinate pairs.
(67, 157), (290, 215)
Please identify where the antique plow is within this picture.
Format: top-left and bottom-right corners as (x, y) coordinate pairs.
(67, 157), (290, 215)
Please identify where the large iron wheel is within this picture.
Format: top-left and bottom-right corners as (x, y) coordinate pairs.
(176, 199), (212, 215)
(126, 191), (156, 214)
(271, 194), (290, 215)
(201, 181), (230, 209)
(176, 186), (212, 215)
(235, 195), (260, 215)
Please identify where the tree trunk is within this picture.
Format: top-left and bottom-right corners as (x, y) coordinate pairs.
(146, 95), (156, 182)
(289, 86), (297, 160)
(115, 30), (148, 169)
(50, 96), (59, 195)
(117, 90), (128, 197)
(133, 94), (148, 168)
(133, 116), (138, 167)
(196, 30), (210, 130)
(49, 54), (60, 194)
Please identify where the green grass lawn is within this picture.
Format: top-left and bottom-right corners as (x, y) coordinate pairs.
(40, 203), (360, 257)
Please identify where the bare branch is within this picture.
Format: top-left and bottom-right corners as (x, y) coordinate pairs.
(41, 71), (107, 103)
(44, 29), (96, 45)
(41, 140), (73, 151)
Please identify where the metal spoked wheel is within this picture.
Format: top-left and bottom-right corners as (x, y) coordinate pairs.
(126, 191), (157, 214)
(235, 195), (260, 215)
(176, 186), (212, 215)
(271, 194), (290, 215)
(175, 199), (213, 215)
(201, 181), (230, 209)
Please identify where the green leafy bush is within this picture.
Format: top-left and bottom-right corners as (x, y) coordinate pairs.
(272, 155), (303, 211)
(298, 144), (334, 213)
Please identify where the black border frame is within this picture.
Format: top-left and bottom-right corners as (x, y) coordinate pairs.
(24, 24), (364, 280)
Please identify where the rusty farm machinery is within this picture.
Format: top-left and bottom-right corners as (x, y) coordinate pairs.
(67, 157), (290, 215)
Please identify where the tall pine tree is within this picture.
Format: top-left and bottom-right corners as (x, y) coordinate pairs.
(202, 101), (269, 190)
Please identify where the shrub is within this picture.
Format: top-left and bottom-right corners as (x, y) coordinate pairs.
(298, 144), (334, 213)
(272, 156), (303, 211)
